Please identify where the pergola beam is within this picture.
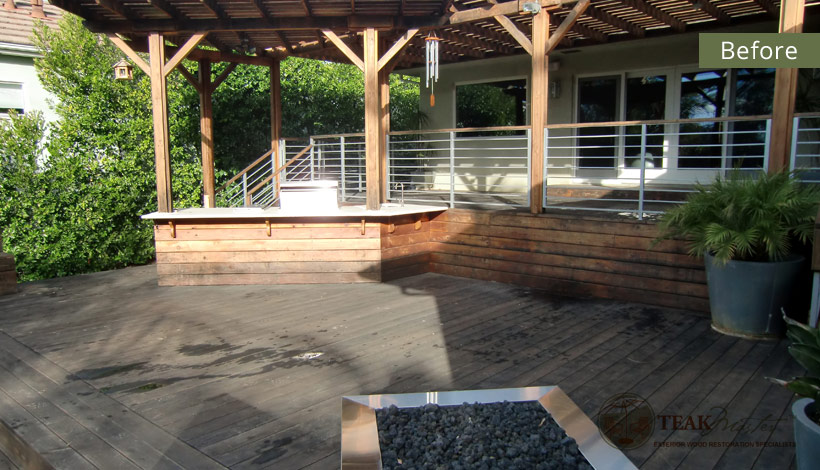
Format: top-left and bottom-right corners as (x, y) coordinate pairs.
(439, 29), (515, 54)
(95, 0), (133, 20)
(691, 0), (731, 24)
(106, 33), (150, 75)
(176, 63), (201, 92)
(494, 14), (532, 54)
(322, 30), (365, 70)
(751, 0), (780, 17)
(378, 28), (419, 70)
(621, 0), (685, 32)
(585, 4), (644, 37)
(163, 32), (207, 77)
(148, 0), (178, 19)
(448, 0), (565, 25)
(547, 0), (590, 52)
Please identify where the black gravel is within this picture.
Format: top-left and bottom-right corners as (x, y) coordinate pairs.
(375, 401), (593, 470)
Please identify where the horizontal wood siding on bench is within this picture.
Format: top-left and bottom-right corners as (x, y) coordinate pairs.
(150, 210), (708, 312)
(380, 214), (432, 281)
(154, 220), (382, 286)
(428, 210), (709, 312)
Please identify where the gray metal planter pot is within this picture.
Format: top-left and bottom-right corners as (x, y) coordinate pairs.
(704, 253), (805, 339)
(793, 398), (820, 470)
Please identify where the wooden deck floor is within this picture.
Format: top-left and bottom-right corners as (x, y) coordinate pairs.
(0, 264), (800, 469)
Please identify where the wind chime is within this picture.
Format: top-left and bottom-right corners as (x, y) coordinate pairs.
(425, 33), (440, 107)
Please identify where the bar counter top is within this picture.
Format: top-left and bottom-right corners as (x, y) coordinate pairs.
(142, 203), (447, 220)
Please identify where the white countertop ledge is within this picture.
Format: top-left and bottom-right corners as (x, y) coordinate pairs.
(141, 204), (448, 220)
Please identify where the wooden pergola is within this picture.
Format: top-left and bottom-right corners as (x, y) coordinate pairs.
(51, 0), (809, 213)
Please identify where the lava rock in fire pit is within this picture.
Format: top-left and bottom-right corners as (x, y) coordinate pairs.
(375, 400), (593, 469)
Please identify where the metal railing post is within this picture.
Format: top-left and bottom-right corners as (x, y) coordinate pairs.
(526, 127), (532, 208)
(386, 133), (392, 202)
(449, 131), (456, 208)
(340, 136), (346, 201)
(317, 142), (323, 178)
(638, 124), (647, 220)
(542, 128), (548, 209)
(763, 119), (772, 172)
(790, 116), (800, 172)
(242, 173), (248, 207)
(309, 137), (316, 181)
(358, 144), (364, 192)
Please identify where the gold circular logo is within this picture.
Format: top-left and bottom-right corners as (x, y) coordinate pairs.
(597, 393), (655, 450)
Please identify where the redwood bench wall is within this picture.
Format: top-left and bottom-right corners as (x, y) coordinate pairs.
(151, 209), (708, 312)
(427, 210), (709, 312)
(154, 219), (384, 285)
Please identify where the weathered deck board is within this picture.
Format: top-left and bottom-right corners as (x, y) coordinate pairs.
(0, 264), (800, 469)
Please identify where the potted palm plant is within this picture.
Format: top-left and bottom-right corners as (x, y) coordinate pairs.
(656, 171), (820, 339)
(768, 314), (820, 469)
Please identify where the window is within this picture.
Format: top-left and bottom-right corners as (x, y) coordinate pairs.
(678, 70), (729, 169)
(625, 75), (666, 168)
(577, 76), (619, 168)
(456, 79), (527, 132)
(0, 82), (24, 116)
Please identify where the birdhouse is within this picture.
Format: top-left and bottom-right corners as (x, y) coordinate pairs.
(113, 59), (133, 80)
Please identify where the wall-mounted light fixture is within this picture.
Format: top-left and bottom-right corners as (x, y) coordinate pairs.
(522, 1), (542, 14)
(549, 80), (561, 99)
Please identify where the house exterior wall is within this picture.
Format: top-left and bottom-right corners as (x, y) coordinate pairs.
(417, 22), (777, 129)
(0, 48), (57, 122)
(409, 22), (782, 193)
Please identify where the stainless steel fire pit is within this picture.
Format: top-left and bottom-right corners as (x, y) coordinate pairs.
(341, 386), (637, 470)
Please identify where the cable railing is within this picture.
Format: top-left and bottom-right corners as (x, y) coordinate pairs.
(216, 139), (312, 208)
(216, 113), (818, 216)
(792, 113), (820, 183)
(543, 115), (771, 218)
(310, 133), (366, 203)
(387, 126), (530, 209)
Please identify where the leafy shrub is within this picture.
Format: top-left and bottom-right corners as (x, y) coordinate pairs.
(656, 171), (820, 264)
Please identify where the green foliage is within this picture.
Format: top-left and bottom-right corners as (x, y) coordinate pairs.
(768, 315), (820, 413)
(655, 171), (820, 264)
(456, 80), (525, 129)
(0, 112), (157, 281)
(0, 15), (203, 281)
(1, 15), (420, 282)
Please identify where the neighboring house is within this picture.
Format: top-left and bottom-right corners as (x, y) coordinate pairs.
(0, 0), (60, 121)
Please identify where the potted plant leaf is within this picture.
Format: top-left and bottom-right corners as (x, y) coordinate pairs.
(656, 171), (820, 338)
(767, 314), (820, 469)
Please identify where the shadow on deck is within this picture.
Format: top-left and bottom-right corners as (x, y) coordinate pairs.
(0, 265), (799, 469)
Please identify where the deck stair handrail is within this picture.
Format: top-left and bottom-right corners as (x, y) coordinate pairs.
(217, 138), (312, 208)
(244, 144), (314, 206)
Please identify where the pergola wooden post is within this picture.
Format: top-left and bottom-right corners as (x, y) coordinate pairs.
(148, 32), (173, 212)
(323, 27), (418, 210)
(363, 28), (381, 210)
(379, 67), (390, 202)
(198, 59), (215, 208)
(530, 11), (549, 214)
(271, 59), (283, 194)
(110, 31), (205, 212)
(497, 0), (588, 214)
(768, 0), (805, 173)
